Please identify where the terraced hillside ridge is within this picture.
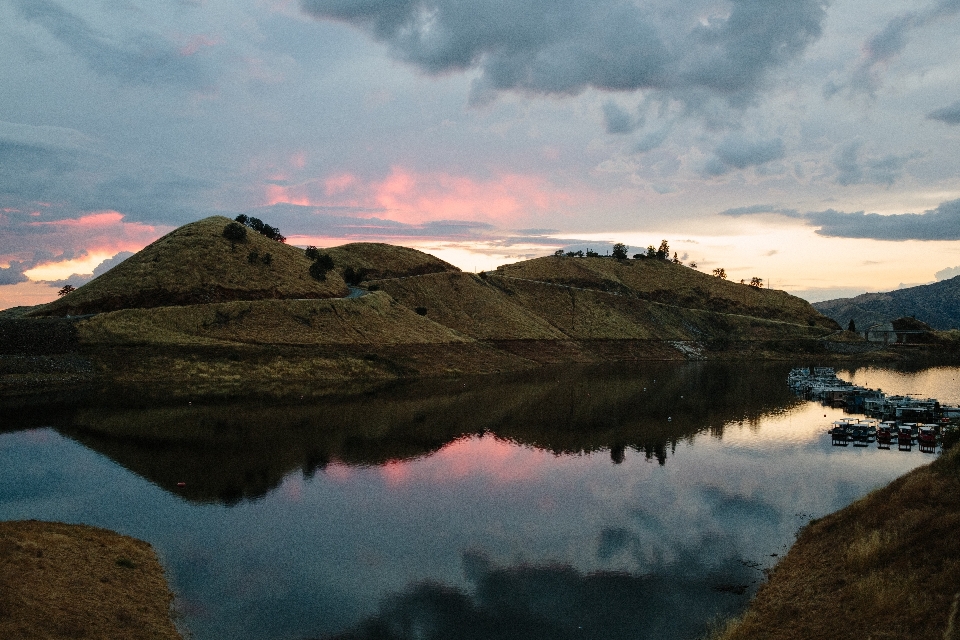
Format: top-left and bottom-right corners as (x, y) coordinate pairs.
(483, 275), (830, 342)
(721, 445), (960, 640)
(813, 275), (960, 331)
(76, 292), (470, 347)
(325, 242), (460, 281)
(373, 272), (566, 340)
(0, 520), (181, 640)
(494, 256), (839, 330)
(31, 216), (347, 316)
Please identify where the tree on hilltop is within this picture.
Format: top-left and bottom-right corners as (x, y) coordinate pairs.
(657, 240), (670, 260)
(712, 267), (727, 279)
(612, 243), (629, 260)
(58, 285), (76, 297)
(234, 214), (286, 243)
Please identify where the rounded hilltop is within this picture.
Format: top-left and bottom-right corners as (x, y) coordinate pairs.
(324, 242), (460, 282)
(495, 254), (840, 330)
(32, 216), (348, 316)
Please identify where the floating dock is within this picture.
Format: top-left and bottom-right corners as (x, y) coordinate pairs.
(788, 367), (959, 452)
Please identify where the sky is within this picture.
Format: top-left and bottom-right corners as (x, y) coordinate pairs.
(3, 0), (960, 310)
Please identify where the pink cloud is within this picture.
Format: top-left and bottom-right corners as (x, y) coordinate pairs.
(2, 210), (170, 273)
(178, 34), (222, 57)
(264, 166), (580, 226)
(370, 168), (569, 224)
(324, 173), (357, 196)
(376, 435), (554, 488)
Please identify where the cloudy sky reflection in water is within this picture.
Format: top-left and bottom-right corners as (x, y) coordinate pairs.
(0, 383), (945, 638)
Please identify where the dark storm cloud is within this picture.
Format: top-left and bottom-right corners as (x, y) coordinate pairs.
(0, 122), (93, 213)
(832, 142), (915, 186)
(927, 101), (960, 125)
(705, 136), (785, 176)
(0, 120), (209, 226)
(301, 0), (827, 105)
(0, 261), (31, 285)
(13, 0), (204, 88)
(602, 102), (639, 135)
(848, 0), (960, 95)
(720, 198), (960, 240)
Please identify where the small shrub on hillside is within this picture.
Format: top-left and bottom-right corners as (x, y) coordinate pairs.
(223, 222), (248, 244)
(415, 306), (428, 316)
(309, 261), (328, 281)
(261, 252), (272, 265)
(566, 250), (584, 257)
(633, 253), (645, 260)
(247, 250), (260, 264)
(554, 249), (565, 257)
(315, 253), (334, 271)
(343, 266), (369, 285)
(305, 246), (320, 261)
(309, 252), (335, 281)
(57, 285), (76, 297)
(585, 249), (600, 257)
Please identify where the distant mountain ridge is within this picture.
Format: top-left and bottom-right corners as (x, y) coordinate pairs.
(812, 276), (960, 330)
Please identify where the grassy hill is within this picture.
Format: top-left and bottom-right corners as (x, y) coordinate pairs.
(373, 272), (567, 340)
(76, 292), (469, 347)
(484, 275), (829, 342)
(31, 216), (347, 317)
(495, 256), (838, 330)
(325, 242), (460, 281)
(813, 276), (960, 331)
(0, 219), (879, 395)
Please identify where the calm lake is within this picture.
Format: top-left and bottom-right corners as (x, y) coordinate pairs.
(2, 362), (957, 639)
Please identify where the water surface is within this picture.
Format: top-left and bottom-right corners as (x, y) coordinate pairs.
(1, 362), (954, 639)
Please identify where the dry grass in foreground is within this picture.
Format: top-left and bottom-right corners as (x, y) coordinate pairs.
(722, 446), (960, 640)
(0, 520), (181, 639)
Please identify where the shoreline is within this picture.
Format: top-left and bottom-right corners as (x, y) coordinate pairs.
(0, 520), (182, 639)
(720, 444), (960, 640)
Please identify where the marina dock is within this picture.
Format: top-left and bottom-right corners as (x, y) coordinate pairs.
(788, 367), (960, 451)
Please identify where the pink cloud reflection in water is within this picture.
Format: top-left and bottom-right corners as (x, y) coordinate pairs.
(377, 435), (561, 489)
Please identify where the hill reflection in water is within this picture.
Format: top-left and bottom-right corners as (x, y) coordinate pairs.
(34, 361), (803, 505)
(1, 362), (945, 640)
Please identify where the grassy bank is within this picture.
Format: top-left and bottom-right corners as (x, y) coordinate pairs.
(0, 520), (181, 639)
(720, 445), (960, 640)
